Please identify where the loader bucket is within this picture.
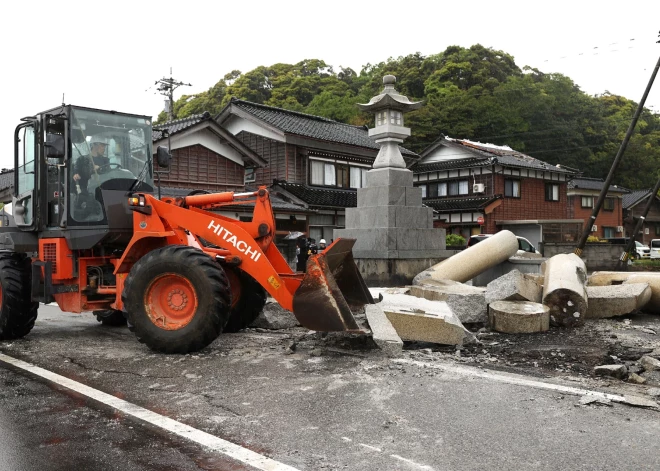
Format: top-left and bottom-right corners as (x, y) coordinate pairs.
(292, 238), (374, 332)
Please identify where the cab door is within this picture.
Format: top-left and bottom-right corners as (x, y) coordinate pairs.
(14, 122), (38, 229)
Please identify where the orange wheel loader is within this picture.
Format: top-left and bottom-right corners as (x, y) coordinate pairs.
(0, 105), (373, 353)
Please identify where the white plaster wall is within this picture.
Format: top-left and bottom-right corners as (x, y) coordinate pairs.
(171, 129), (245, 166)
(422, 145), (473, 163)
(222, 115), (284, 142)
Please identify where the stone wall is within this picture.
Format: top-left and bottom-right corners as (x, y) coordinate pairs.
(540, 242), (624, 271)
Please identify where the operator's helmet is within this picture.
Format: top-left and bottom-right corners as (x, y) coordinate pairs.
(320, 239), (327, 245)
(91, 135), (108, 146)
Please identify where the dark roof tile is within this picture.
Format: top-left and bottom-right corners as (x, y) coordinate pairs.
(568, 177), (628, 193)
(424, 195), (501, 212)
(153, 112), (212, 141)
(229, 99), (417, 157)
(623, 189), (654, 209)
(273, 181), (357, 208)
(0, 169), (14, 191)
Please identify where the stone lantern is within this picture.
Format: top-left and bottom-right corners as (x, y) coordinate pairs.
(357, 75), (423, 169)
(334, 75), (446, 286)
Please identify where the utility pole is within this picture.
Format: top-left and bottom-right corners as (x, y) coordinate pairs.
(155, 68), (191, 122)
(574, 54), (660, 256)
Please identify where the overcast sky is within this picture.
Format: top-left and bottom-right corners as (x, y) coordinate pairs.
(1, 0), (659, 170)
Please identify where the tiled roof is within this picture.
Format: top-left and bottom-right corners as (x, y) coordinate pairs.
(623, 189), (654, 209)
(273, 181), (357, 209)
(424, 195), (502, 212)
(160, 186), (309, 212)
(567, 177), (627, 193)
(228, 98), (417, 157)
(153, 112), (211, 141)
(412, 157), (488, 173)
(416, 138), (575, 174)
(0, 169), (14, 191)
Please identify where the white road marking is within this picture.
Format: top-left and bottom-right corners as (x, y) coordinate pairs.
(359, 443), (382, 452)
(0, 353), (299, 471)
(393, 358), (626, 402)
(390, 454), (434, 470)
(341, 437), (352, 442)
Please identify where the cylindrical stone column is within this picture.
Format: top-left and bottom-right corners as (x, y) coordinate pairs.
(413, 230), (519, 284)
(542, 253), (588, 327)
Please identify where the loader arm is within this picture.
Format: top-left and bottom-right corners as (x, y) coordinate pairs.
(118, 187), (373, 332)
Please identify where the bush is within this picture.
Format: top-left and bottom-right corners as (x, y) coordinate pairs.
(586, 236), (603, 243)
(446, 234), (466, 246)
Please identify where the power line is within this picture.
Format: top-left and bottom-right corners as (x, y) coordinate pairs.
(154, 67), (192, 122)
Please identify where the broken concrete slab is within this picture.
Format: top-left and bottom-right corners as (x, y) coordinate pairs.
(588, 272), (660, 313)
(628, 373), (646, 384)
(488, 301), (550, 334)
(485, 269), (543, 305)
(585, 283), (652, 319)
(365, 304), (403, 356)
(249, 302), (300, 330)
(409, 280), (487, 323)
(542, 253), (588, 327)
(378, 293), (473, 345)
(640, 355), (660, 372)
(413, 230), (518, 284)
(594, 364), (627, 379)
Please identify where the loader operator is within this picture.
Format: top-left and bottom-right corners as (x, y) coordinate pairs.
(73, 135), (110, 193)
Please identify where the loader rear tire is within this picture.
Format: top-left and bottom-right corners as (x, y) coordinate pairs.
(122, 245), (231, 353)
(223, 269), (267, 333)
(0, 252), (39, 340)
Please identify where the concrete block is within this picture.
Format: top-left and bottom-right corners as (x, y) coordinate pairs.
(594, 364), (627, 380)
(410, 280), (487, 324)
(357, 186), (406, 207)
(488, 301), (550, 334)
(365, 304), (403, 356)
(366, 168), (413, 188)
(395, 206), (432, 229)
(345, 206), (396, 229)
(485, 269), (543, 305)
(414, 230), (519, 285)
(542, 253), (588, 327)
(250, 302), (299, 330)
(585, 283), (652, 319)
(588, 272), (660, 313)
(378, 292), (472, 345)
(406, 186), (423, 207)
(641, 355), (660, 372)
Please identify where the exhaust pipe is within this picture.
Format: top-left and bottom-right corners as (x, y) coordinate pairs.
(292, 239), (374, 332)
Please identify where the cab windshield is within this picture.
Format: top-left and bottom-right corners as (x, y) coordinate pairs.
(69, 108), (153, 222)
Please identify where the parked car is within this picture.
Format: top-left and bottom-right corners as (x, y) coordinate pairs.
(601, 237), (650, 259)
(650, 239), (660, 259)
(466, 234), (541, 256)
(634, 240), (651, 259)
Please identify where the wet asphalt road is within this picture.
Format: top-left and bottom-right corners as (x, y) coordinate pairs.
(1, 305), (660, 470)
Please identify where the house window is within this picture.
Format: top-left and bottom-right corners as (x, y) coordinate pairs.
(655, 225), (660, 236)
(447, 179), (469, 196)
(428, 183), (438, 198)
(504, 179), (520, 198)
(581, 196), (593, 208)
(438, 182), (447, 196)
(604, 197), (615, 211)
(459, 180), (469, 195)
(603, 227), (615, 238)
(349, 167), (369, 189)
(336, 165), (349, 188)
(545, 183), (559, 201)
(244, 167), (256, 183)
(420, 185), (427, 198)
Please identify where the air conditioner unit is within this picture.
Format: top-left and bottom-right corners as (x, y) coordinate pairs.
(645, 228), (650, 235)
(616, 226), (624, 233)
(591, 225), (597, 232)
(473, 183), (485, 193)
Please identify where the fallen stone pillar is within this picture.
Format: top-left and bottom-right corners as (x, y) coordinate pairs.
(489, 301), (550, 333)
(413, 230), (519, 285)
(485, 269), (543, 305)
(542, 253), (588, 327)
(365, 304), (403, 356)
(585, 283), (652, 319)
(377, 293), (473, 345)
(588, 272), (660, 313)
(409, 279), (487, 324)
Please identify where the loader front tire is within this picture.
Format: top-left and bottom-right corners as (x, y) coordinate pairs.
(0, 252), (39, 340)
(122, 246), (231, 353)
(223, 269), (267, 333)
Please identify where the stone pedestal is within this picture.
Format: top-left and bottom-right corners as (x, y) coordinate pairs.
(335, 168), (446, 286)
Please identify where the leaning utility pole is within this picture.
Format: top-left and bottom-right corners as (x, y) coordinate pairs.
(574, 54), (660, 256)
(155, 68), (192, 122)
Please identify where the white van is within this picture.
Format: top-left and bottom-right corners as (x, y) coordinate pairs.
(650, 239), (660, 259)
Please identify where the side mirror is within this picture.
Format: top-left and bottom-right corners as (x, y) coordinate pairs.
(156, 146), (172, 168)
(45, 133), (65, 159)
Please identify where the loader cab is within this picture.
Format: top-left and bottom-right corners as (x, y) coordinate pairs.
(13, 105), (156, 249)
